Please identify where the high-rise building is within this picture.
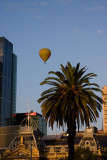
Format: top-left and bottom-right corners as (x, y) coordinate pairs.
(102, 86), (107, 133)
(0, 37), (17, 126)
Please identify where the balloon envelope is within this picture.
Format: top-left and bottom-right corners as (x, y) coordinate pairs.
(39, 48), (51, 63)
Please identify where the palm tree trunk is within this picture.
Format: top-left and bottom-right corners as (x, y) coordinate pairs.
(67, 120), (76, 160)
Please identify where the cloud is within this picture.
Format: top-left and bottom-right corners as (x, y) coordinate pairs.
(4, 0), (47, 12)
(55, 0), (72, 5)
(32, 2), (38, 6)
(4, 1), (47, 19)
(34, 15), (43, 19)
(40, 1), (48, 6)
(4, 1), (46, 14)
(4, 2), (19, 10)
(32, 1), (48, 6)
(5, 2), (33, 11)
(86, 6), (105, 11)
(97, 29), (104, 34)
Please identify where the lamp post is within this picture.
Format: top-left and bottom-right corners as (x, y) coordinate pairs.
(31, 136), (32, 160)
(81, 153), (85, 160)
(28, 99), (29, 130)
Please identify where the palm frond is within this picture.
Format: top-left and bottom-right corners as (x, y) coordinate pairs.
(37, 62), (103, 131)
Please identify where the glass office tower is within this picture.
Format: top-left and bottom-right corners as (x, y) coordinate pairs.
(11, 53), (17, 115)
(0, 37), (17, 126)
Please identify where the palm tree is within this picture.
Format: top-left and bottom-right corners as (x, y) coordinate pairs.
(38, 62), (103, 160)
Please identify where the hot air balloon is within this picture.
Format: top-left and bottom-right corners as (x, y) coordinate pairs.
(39, 48), (51, 63)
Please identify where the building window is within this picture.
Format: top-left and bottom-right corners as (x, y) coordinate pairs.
(86, 141), (90, 145)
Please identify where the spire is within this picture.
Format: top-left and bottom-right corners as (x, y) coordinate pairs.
(28, 99), (29, 130)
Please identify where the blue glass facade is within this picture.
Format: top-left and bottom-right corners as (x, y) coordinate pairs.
(11, 53), (17, 115)
(0, 37), (17, 126)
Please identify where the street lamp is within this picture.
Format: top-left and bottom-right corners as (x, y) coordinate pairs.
(31, 136), (32, 160)
(81, 153), (85, 160)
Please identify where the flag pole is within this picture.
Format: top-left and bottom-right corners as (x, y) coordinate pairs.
(28, 99), (29, 130)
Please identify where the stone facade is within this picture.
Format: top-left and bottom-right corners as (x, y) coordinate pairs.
(0, 126), (107, 159)
(102, 86), (107, 133)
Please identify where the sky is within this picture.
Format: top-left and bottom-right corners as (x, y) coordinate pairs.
(0, 0), (107, 134)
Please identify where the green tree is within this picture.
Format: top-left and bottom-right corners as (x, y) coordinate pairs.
(60, 147), (102, 160)
(38, 62), (102, 160)
(74, 147), (98, 160)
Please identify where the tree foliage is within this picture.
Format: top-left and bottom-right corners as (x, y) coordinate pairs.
(60, 147), (102, 160)
(38, 62), (103, 160)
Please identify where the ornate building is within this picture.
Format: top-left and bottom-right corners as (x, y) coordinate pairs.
(0, 125), (107, 160)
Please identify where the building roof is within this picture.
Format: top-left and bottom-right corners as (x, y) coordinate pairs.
(93, 134), (107, 147)
(42, 134), (83, 146)
(0, 37), (13, 46)
(42, 134), (63, 140)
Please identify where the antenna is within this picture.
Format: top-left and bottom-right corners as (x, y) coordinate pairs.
(28, 99), (29, 130)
